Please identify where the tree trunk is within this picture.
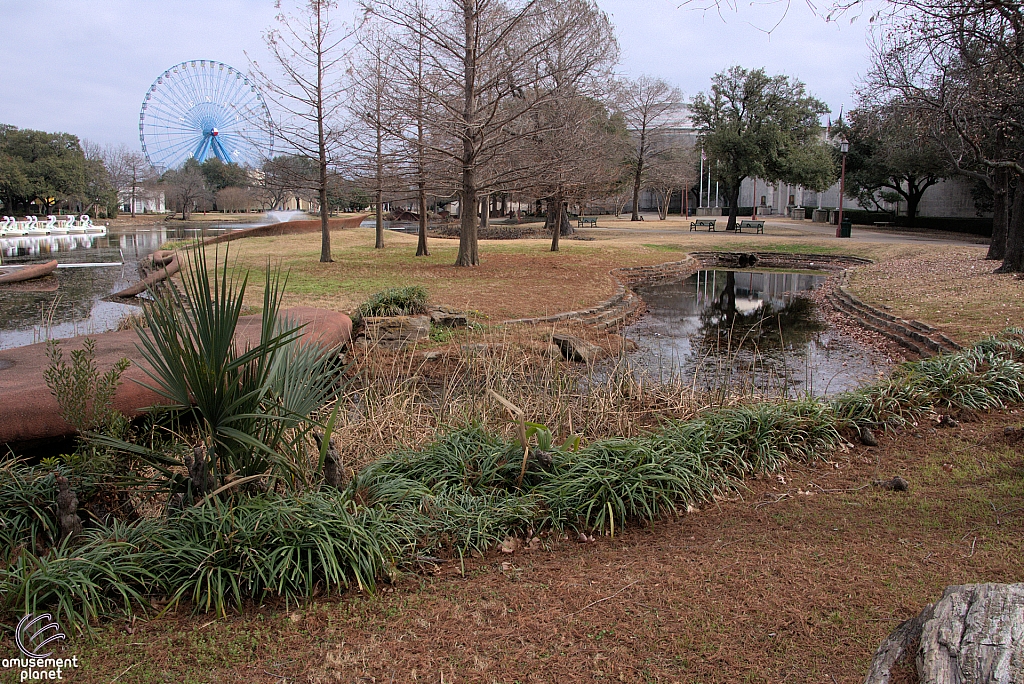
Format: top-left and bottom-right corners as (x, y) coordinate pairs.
(548, 197), (560, 252)
(725, 184), (741, 231)
(864, 583), (1024, 684)
(987, 168), (1009, 260)
(374, 111), (384, 249)
(630, 162), (643, 221)
(480, 194), (490, 229)
(316, 1), (332, 264)
(455, 3), (479, 267)
(905, 187), (922, 227)
(456, 181), (479, 266)
(416, 182), (429, 257)
(998, 174), (1024, 273)
(560, 203), (573, 237)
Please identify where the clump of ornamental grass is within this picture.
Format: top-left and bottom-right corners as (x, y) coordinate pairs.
(354, 286), (430, 325)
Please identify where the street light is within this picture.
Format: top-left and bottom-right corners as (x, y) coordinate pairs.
(836, 138), (850, 238)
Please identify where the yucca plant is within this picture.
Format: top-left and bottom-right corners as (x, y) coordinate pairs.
(125, 243), (343, 496)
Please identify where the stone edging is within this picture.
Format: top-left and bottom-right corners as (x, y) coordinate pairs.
(504, 251), (959, 357)
(504, 251), (867, 332)
(826, 271), (960, 357)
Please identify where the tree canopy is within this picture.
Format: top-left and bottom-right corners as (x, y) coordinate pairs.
(837, 103), (949, 224)
(0, 125), (89, 214)
(689, 66), (834, 230)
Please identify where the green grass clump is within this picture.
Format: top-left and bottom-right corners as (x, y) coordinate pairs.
(0, 461), (62, 557)
(1, 520), (157, 630)
(356, 286), (429, 323)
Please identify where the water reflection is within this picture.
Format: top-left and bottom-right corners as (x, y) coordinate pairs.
(625, 269), (889, 397)
(0, 223), (246, 350)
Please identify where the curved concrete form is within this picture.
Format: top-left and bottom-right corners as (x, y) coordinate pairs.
(0, 260), (58, 284)
(0, 308), (352, 448)
(201, 215), (369, 246)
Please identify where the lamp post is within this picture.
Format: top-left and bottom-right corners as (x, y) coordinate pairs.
(836, 138), (849, 238)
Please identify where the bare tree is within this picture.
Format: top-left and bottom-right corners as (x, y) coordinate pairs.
(250, 0), (358, 263)
(647, 142), (698, 220)
(164, 162), (210, 220)
(350, 24), (402, 249)
(614, 76), (685, 222)
(386, 0), (437, 256)
(363, 0), (611, 266)
(103, 144), (155, 217)
(865, 0), (1024, 271)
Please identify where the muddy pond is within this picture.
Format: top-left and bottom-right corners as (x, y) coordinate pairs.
(623, 269), (891, 397)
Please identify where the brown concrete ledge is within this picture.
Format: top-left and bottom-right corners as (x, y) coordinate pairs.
(0, 307), (351, 448)
(201, 215), (369, 246)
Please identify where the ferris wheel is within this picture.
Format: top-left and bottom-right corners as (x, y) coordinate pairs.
(139, 60), (273, 171)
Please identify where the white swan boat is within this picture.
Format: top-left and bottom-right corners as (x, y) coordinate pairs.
(0, 215), (107, 238)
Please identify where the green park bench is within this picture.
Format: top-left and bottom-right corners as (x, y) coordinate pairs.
(690, 219), (717, 231)
(577, 216), (598, 228)
(736, 220), (765, 234)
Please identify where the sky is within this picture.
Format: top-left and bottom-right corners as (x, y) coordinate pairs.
(0, 0), (875, 150)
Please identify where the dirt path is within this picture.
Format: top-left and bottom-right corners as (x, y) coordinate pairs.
(58, 409), (1024, 684)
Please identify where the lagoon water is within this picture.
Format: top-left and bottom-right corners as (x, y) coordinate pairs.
(0, 223), (250, 349)
(623, 269), (891, 397)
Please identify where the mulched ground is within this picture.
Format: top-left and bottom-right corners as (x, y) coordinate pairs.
(27, 409), (1021, 684)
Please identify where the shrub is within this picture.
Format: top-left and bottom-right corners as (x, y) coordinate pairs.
(121, 242), (344, 498)
(43, 338), (129, 434)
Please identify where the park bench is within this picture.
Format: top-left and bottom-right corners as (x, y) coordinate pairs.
(577, 216), (598, 228)
(736, 219), (765, 234)
(873, 221), (893, 228)
(690, 219), (717, 232)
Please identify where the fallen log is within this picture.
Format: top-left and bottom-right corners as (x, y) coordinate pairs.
(0, 259), (58, 284)
(112, 253), (180, 298)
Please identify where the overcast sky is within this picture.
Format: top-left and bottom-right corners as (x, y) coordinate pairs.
(0, 0), (874, 149)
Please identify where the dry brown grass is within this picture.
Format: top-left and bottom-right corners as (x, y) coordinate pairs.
(206, 216), (1006, 345)
(330, 325), (717, 473)
(846, 246), (1024, 345)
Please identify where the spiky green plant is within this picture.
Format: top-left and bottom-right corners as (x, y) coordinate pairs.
(125, 243), (343, 495)
(0, 519), (157, 631)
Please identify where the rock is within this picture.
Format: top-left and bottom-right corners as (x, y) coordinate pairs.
(551, 333), (602, 364)
(939, 415), (960, 428)
(429, 306), (469, 328)
(500, 536), (520, 554)
(860, 426), (879, 447)
(362, 315), (431, 349)
(873, 476), (909, 492)
(863, 583), (1024, 684)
